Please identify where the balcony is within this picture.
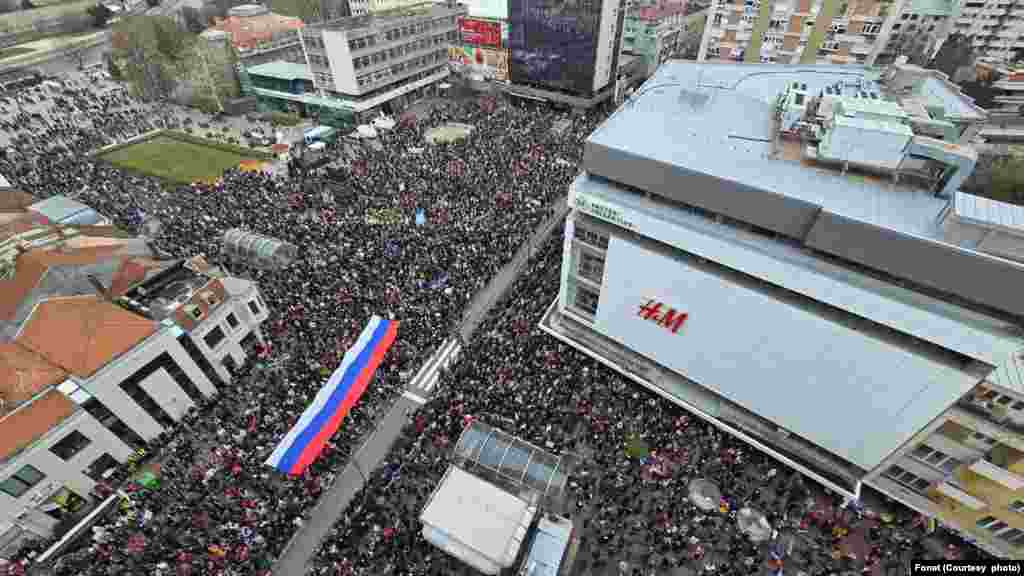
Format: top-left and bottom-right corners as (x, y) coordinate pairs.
(970, 458), (1024, 490)
(936, 481), (990, 511)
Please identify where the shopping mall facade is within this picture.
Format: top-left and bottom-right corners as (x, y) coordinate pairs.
(541, 60), (1024, 558)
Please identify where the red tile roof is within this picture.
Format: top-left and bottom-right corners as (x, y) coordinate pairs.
(0, 244), (137, 321)
(17, 295), (158, 378)
(0, 390), (76, 461)
(0, 342), (67, 415)
(211, 12), (304, 49)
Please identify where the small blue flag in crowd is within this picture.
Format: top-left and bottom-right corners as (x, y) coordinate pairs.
(415, 208), (426, 227)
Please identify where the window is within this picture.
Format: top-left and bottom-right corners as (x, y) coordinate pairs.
(84, 453), (119, 481)
(50, 430), (92, 461)
(885, 465), (931, 493)
(910, 13), (919, 19)
(574, 285), (600, 316)
(573, 224), (609, 250)
(226, 313), (239, 330)
(911, 444), (961, 472)
(901, 13), (910, 18)
(863, 23), (881, 34)
(578, 252), (605, 283)
(248, 300), (261, 315)
(82, 397), (145, 448)
(204, 326), (226, 349)
(0, 465), (46, 498)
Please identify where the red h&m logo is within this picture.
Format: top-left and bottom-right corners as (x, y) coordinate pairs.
(638, 299), (688, 334)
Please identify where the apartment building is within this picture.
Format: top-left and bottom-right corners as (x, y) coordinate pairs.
(299, 3), (463, 116)
(698, 0), (958, 66)
(951, 0), (1024, 63)
(0, 214), (268, 550)
(538, 60), (1024, 558)
(622, 0), (689, 76)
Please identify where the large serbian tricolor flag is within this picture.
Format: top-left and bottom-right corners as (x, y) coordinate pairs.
(265, 316), (398, 475)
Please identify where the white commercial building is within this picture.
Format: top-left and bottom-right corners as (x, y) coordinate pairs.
(541, 60), (1024, 558)
(0, 257), (267, 550)
(299, 3), (464, 116)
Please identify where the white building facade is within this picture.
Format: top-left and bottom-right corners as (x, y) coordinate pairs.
(542, 61), (1024, 558)
(299, 3), (463, 115)
(0, 270), (268, 546)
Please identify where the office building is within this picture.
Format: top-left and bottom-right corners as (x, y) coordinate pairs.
(299, 3), (463, 117)
(697, 0), (959, 66)
(539, 60), (1024, 558)
(0, 210), (268, 549)
(951, 0), (1024, 63)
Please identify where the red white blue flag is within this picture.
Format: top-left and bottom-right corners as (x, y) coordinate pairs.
(265, 316), (398, 475)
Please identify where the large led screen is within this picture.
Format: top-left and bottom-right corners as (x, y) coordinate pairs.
(508, 0), (601, 94)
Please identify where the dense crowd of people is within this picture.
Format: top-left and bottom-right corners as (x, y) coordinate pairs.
(0, 73), (604, 575)
(0, 71), (998, 576)
(307, 226), (996, 576)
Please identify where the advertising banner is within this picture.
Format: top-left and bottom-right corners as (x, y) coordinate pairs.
(449, 45), (508, 82)
(459, 17), (502, 48)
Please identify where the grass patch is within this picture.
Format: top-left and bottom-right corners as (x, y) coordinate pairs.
(0, 46), (34, 59)
(98, 131), (272, 184)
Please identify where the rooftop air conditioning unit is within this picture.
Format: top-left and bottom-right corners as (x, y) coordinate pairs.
(184, 304), (204, 320)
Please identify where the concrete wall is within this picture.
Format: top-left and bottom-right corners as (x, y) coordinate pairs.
(0, 411), (135, 538)
(322, 29), (356, 94)
(81, 328), (215, 442)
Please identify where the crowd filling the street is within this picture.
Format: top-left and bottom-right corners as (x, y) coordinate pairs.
(0, 71), (1002, 576)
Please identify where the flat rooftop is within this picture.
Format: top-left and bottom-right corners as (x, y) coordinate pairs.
(245, 60), (312, 82)
(586, 61), (1024, 319)
(312, 3), (459, 33)
(420, 466), (535, 573)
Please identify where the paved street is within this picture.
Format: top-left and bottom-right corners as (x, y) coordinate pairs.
(272, 199), (571, 575)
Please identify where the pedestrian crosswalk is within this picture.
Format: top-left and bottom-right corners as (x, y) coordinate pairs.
(403, 338), (462, 404)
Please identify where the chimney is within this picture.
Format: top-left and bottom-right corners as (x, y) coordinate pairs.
(87, 274), (111, 301)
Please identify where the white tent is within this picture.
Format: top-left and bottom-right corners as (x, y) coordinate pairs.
(356, 124), (378, 139)
(420, 466), (536, 575)
(373, 115), (396, 131)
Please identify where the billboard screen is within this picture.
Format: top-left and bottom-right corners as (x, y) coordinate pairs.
(507, 0), (602, 94)
(460, 17), (502, 48)
(449, 45), (509, 82)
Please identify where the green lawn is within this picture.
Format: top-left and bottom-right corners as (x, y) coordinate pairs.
(99, 135), (264, 183)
